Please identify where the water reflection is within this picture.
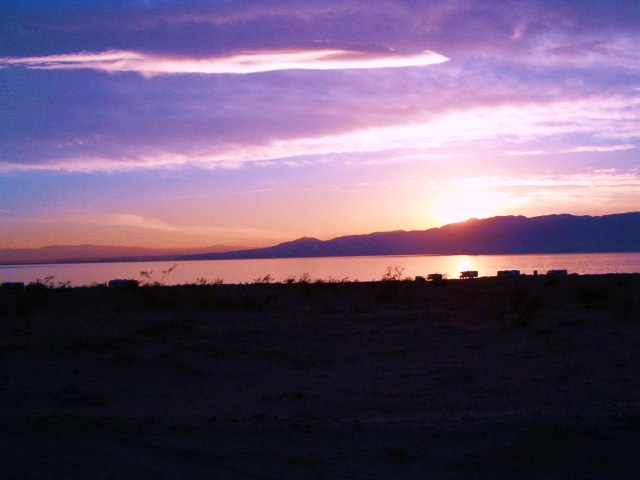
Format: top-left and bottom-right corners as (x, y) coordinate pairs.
(1, 252), (639, 285)
(451, 256), (477, 277)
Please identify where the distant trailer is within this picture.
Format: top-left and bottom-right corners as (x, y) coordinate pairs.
(497, 270), (521, 277)
(414, 275), (427, 282)
(459, 271), (478, 279)
(1, 282), (25, 289)
(546, 269), (568, 276)
(108, 279), (140, 288)
(427, 273), (443, 281)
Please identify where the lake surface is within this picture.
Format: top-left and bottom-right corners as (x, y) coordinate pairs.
(1, 252), (639, 286)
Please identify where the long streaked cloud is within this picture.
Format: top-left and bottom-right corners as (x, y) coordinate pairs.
(0, 48), (449, 76)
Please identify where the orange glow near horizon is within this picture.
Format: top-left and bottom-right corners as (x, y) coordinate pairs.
(433, 192), (511, 225)
(452, 255), (478, 276)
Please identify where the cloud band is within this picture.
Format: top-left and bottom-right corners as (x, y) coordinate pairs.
(0, 48), (449, 76)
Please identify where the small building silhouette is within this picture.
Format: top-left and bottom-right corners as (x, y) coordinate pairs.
(546, 269), (568, 276)
(108, 279), (139, 288)
(460, 270), (478, 279)
(497, 270), (521, 277)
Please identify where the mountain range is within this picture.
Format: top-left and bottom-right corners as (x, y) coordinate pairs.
(0, 244), (246, 265)
(180, 212), (640, 261)
(2, 212), (639, 265)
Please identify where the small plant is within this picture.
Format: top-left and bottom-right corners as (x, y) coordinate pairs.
(252, 274), (273, 284)
(283, 275), (297, 284)
(40, 275), (56, 287)
(140, 264), (177, 286)
(297, 273), (311, 284)
(381, 266), (409, 282)
(57, 280), (72, 289)
(27, 275), (56, 289)
(326, 276), (351, 283)
(193, 276), (223, 286)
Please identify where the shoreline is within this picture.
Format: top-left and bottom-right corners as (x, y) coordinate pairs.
(3, 248), (640, 267)
(2, 252), (639, 287)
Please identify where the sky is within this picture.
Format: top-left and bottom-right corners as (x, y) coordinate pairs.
(1, 0), (639, 249)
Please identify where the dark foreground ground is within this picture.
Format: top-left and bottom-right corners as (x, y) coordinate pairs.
(1, 274), (640, 479)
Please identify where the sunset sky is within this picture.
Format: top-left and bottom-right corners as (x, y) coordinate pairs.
(1, 1), (639, 249)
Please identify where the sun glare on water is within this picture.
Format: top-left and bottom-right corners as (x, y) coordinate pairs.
(433, 192), (508, 225)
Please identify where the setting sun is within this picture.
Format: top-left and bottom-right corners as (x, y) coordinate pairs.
(433, 192), (508, 225)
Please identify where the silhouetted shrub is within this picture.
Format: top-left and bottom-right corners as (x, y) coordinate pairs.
(26, 276), (57, 291)
(381, 266), (409, 281)
(140, 264), (177, 286)
(252, 274), (273, 284)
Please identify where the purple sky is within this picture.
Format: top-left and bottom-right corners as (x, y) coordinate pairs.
(1, 0), (639, 248)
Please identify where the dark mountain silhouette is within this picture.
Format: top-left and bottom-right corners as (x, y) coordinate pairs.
(4, 213), (638, 266)
(182, 212), (640, 261)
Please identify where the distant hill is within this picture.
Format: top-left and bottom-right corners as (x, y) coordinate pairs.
(4, 213), (638, 265)
(182, 212), (640, 261)
(0, 244), (247, 265)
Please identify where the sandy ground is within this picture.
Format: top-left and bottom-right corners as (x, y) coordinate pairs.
(1, 275), (640, 479)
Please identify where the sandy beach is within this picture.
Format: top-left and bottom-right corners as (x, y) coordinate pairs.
(2, 274), (640, 478)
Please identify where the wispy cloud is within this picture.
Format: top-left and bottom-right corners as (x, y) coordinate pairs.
(105, 213), (183, 232)
(506, 144), (637, 156)
(453, 170), (640, 190)
(0, 210), (289, 248)
(0, 48), (449, 77)
(529, 34), (640, 71)
(1, 91), (637, 174)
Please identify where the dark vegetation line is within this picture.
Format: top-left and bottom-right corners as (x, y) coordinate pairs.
(1, 266), (637, 291)
(2, 273), (639, 327)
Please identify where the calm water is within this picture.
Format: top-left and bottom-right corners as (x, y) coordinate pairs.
(1, 253), (639, 286)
